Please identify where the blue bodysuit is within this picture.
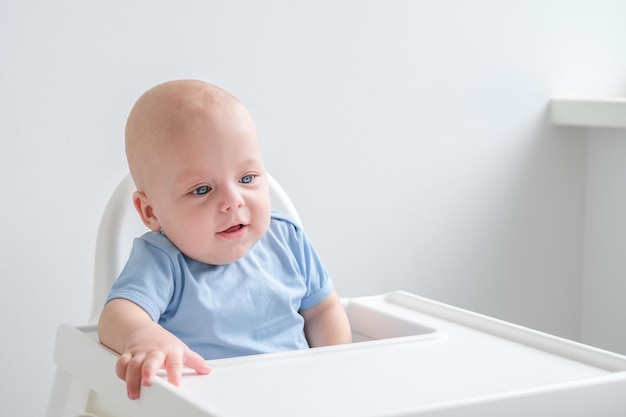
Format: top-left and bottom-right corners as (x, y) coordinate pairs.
(105, 212), (333, 360)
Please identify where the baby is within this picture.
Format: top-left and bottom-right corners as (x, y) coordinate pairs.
(98, 80), (352, 400)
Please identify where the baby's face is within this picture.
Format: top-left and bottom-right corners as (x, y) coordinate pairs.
(140, 102), (271, 265)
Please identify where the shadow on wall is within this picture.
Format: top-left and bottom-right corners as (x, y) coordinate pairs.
(316, 106), (587, 343)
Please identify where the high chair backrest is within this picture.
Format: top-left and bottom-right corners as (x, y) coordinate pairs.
(88, 172), (302, 324)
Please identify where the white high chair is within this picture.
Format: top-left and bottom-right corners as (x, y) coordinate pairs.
(48, 173), (626, 417)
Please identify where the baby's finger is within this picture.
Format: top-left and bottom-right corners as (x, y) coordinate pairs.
(115, 352), (132, 381)
(141, 351), (166, 387)
(184, 350), (211, 375)
(164, 352), (184, 387)
(125, 352), (147, 400)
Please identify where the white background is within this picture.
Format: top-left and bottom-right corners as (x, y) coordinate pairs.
(2, 1), (626, 415)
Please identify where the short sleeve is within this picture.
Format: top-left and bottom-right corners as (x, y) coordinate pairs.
(270, 212), (334, 310)
(105, 233), (179, 321)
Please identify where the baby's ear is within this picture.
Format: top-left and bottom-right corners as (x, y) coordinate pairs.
(133, 191), (161, 232)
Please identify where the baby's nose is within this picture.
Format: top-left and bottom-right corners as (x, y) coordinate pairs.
(219, 187), (245, 212)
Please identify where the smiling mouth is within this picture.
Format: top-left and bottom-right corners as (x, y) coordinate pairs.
(217, 224), (248, 240)
(222, 224), (244, 233)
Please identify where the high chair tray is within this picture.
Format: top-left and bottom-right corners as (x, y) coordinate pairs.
(52, 291), (626, 417)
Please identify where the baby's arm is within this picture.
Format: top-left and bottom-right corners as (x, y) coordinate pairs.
(300, 290), (352, 347)
(98, 298), (211, 400)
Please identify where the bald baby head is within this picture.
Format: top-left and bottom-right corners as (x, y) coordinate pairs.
(125, 80), (251, 191)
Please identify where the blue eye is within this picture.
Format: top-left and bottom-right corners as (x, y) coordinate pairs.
(193, 185), (211, 195)
(241, 174), (255, 184)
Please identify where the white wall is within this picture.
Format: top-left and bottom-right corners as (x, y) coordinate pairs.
(581, 128), (626, 353)
(2, 1), (626, 415)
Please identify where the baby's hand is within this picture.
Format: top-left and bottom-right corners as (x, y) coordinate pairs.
(115, 324), (211, 399)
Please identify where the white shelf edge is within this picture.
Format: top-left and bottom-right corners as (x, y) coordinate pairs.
(550, 97), (626, 128)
